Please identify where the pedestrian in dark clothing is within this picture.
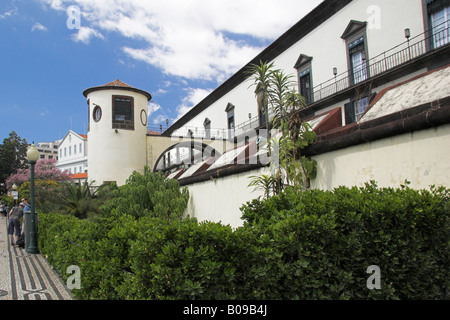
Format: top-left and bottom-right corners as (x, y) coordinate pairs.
(8, 203), (24, 246)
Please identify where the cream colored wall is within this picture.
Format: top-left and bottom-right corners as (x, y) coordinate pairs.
(311, 124), (450, 191)
(147, 135), (178, 170)
(184, 124), (450, 227)
(184, 167), (268, 228)
(87, 89), (149, 186)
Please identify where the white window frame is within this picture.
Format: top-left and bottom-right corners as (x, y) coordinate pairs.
(354, 96), (369, 122)
(431, 5), (450, 48)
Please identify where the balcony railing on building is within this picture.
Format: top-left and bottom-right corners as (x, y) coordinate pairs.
(311, 23), (449, 103)
(158, 23), (449, 141)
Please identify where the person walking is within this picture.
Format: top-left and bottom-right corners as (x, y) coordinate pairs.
(21, 198), (30, 214)
(8, 203), (24, 246)
(21, 198), (31, 231)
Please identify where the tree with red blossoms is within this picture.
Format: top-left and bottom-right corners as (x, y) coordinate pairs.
(4, 158), (72, 212)
(6, 158), (72, 189)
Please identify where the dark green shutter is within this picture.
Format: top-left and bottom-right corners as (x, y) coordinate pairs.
(344, 102), (354, 125)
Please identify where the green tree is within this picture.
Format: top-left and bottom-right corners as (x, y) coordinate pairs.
(102, 167), (189, 221)
(0, 131), (28, 195)
(247, 61), (317, 195)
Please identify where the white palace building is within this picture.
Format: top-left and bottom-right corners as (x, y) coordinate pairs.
(81, 0), (450, 227)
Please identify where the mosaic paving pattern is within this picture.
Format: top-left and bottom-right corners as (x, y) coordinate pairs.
(0, 217), (73, 300)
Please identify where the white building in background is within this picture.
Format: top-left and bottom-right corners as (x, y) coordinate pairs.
(36, 140), (61, 161)
(80, 0), (450, 227)
(56, 130), (88, 176)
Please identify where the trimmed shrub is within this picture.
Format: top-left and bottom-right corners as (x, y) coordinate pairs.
(38, 182), (449, 300)
(241, 182), (450, 299)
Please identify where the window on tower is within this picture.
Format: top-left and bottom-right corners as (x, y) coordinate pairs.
(112, 96), (134, 130)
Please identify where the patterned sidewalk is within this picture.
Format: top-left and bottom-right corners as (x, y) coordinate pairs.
(0, 215), (73, 300)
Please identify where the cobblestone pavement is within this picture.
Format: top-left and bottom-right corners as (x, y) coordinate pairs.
(0, 215), (73, 300)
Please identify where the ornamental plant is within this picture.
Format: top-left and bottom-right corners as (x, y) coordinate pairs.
(102, 166), (189, 221)
(5, 158), (72, 189)
(247, 61), (317, 195)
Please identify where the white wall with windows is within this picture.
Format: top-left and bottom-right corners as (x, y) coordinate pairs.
(56, 130), (88, 175)
(36, 140), (61, 161)
(172, 0), (433, 134)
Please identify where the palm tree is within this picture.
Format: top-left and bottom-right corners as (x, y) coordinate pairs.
(247, 61), (278, 128)
(63, 181), (102, 219)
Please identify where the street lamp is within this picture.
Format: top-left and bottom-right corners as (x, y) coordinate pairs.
(333, 67), (338, 93)
(26, 144), (39, 254)
(12, 183), (17, 206)
(405, 28), (411, 60)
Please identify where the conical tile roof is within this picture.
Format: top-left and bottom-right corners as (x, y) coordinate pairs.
(101, 79), (133, 88)
(83, 79), (152, 101)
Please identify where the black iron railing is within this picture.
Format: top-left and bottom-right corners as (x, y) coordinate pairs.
(157, 22), (449, 140)
(312, 23), (449, 103)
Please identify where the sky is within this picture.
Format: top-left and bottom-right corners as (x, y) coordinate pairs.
(0, 0), (323, 144)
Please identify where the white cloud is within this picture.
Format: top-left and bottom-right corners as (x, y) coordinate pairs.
(0, 7), (17, 19)
(154, 88), (167, 96)
(40, 108), (50, 116)
(151, 114), (169, 126)
(175, 87), (213, 121)
(40, 0), (323, 81)
(31, 23), (48, 32)
(148, 102), (162, 115)
(71, 26), (104, 44)
(40, 0), (66, 11)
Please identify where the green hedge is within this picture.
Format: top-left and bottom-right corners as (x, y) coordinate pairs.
(241, 182), (450, 299)
(38, 183), (449, 299)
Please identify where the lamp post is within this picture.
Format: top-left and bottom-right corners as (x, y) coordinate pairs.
(26, 144), (39, 254)
(404, 28), (411, 60)
(12, 183), (17, 206)
(333, 67), (338, 93)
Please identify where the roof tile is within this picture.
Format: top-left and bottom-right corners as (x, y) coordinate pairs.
(102, 79), (133, 88)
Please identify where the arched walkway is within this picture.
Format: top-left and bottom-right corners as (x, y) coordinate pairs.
(152, 140), (222, 173)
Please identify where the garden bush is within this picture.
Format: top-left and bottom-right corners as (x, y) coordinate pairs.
(101, 168), (189, 220)
(38, 182), (449, 300)
(241, 182), (450, 299)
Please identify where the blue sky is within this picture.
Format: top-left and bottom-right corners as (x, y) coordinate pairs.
(0, 0), (322, 144)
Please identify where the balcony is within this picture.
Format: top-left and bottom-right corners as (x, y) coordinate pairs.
(310, 23), (449, 104)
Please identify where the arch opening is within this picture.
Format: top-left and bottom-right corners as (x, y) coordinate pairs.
(153, 141), (222, 176)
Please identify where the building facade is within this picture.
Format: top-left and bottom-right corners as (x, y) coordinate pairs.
(36, 140), (61, 161)
(56, 130), (88, 175)
(82, 0), (450, 227)
(165, 0), (449, 138)
(83, 79), (152, 186)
